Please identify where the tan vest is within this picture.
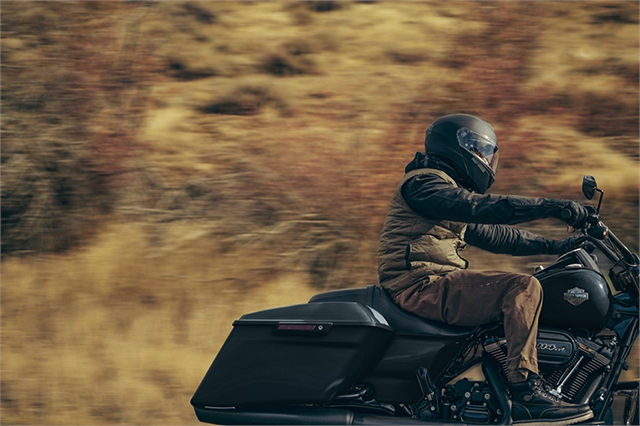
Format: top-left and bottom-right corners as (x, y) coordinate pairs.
(378, 168), (468, 293)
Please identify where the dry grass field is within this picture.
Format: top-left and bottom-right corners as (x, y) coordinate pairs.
(1, 2), (639, 424)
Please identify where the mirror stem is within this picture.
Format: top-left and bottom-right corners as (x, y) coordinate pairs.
(595, 188), (604, 214)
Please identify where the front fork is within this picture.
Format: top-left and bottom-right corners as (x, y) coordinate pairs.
(616, 384), (639, 426)
(594, 314), (639, 422)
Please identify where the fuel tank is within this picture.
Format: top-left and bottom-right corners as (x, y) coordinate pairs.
(535, 249), (613, 330)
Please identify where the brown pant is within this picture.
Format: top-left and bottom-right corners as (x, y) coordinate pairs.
(392, 269), (542, 383)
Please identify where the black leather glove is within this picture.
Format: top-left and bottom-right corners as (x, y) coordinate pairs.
(548, 236), (580, 255)
(559, 202), (596, 229)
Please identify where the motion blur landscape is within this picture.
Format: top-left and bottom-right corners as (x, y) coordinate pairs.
(2, 1), (638, 424)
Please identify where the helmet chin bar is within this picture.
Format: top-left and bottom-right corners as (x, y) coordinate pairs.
(459, 147), (495, 194)
(455, 128), (497, 194)
(472, 151), (491, 167)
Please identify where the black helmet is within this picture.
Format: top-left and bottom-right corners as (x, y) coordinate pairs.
(424, 114), (499, 194)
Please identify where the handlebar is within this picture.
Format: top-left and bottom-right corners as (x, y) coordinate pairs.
(581, 213), (635, 263)
(579, 217), (637, 266)
(561, 208), (573, 221)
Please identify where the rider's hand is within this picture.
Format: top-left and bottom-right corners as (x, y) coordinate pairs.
(550, 236), (580, 255)
(559, 202), (596, 229)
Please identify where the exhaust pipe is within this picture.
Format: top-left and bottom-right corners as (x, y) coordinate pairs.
(196, 406), (481, 425)
(194, 406), (354, 425)
(482, 358), (512, 425)
(353, 413), (474, 424)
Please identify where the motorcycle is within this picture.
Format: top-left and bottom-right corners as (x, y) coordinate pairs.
(190, 175), (639, 425)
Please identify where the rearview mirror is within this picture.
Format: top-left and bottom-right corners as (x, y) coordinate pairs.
(582, 175), (598, 200)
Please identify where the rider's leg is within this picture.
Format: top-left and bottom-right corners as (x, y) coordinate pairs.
(392, 269), (542, 380)
(392, 270), (594, 424)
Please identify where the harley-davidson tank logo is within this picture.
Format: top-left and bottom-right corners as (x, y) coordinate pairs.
(564, 287), (589, 306)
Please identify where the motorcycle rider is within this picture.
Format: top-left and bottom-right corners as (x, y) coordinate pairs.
(378, 114), (595, 424)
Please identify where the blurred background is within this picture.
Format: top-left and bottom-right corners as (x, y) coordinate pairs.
(2, 1), (638, 424)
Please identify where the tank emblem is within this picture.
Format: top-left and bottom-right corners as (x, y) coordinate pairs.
(564, 287), (589, 306)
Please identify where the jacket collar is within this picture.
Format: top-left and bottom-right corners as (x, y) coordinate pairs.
(405, 152), (463, 184)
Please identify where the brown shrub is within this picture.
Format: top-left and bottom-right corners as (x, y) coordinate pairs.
(386, 49), (428, 65)
(1, 2), (157, 254)
(164, 58), (218, 81)
(308, 1), (345, 13)
(180, 2), (217, 25)
(258, 52), (317, 76)
(590, 2), (639, 25)
(198, 85), (286, 116)
(1, 140), (113, 254)
(573, 93), (639, 137)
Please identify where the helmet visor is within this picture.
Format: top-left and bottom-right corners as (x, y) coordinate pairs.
(457, 127), (499, 172)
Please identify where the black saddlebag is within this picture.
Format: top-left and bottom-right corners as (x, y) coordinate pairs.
(190, 302), (393, 408)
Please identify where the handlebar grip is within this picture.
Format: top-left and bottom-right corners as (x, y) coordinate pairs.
(561, 208), (573, 221)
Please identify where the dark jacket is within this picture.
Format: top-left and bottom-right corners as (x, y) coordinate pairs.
(378, 152), (575, 292)
(378, 167), (469, 292)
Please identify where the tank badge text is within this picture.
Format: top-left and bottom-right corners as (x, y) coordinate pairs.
(537, 343), (566, 352)
(564, 287), (589, 306)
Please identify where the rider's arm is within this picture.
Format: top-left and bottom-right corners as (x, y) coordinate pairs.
(401, 173), (583, 226)
(464, 223), (576, 256)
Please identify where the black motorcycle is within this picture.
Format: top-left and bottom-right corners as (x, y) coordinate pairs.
(191, 176), (639, 425)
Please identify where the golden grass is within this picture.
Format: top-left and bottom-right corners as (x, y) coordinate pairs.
(516, 117), (639, 195)
(2, 223), (320, 424)
(2, 1), (639, 424)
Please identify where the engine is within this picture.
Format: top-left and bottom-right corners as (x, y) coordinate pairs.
(484, 328), (614, 404)
(438, 379), (502, 424)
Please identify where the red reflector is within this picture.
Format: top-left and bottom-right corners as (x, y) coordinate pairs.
(276, 324), (317, 331)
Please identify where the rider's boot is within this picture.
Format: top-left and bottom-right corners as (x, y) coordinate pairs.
(510, 375), (594, 425)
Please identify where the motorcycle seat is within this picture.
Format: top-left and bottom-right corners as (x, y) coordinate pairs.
(309, 285), (478, 338)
